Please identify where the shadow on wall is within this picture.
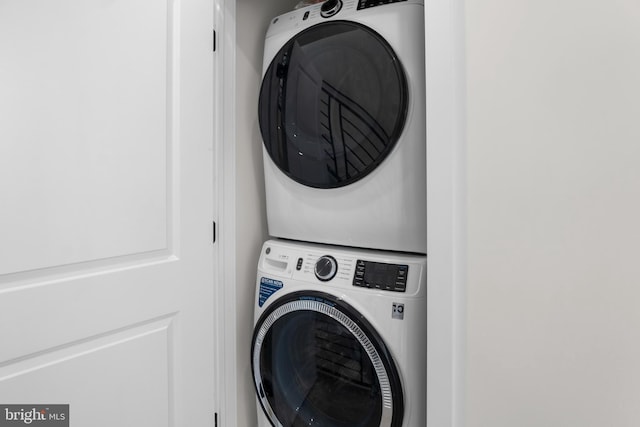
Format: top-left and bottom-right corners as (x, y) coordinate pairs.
(234, 1), (297, 427)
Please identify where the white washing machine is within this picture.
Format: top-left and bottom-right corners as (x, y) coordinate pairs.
(258, 0), (426, 253)
(251, 239), (426, 427)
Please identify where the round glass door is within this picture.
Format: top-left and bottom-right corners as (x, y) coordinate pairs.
(251, 291), (403, 427)
(258, 21), (408, 189)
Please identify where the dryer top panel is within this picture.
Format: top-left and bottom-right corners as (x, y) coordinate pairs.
(264, 0), (423, 39)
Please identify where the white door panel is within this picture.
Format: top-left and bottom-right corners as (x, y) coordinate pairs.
(0, 0), (170, 274)
(0, 0), (216, 425)
(0, 317), (172, 427)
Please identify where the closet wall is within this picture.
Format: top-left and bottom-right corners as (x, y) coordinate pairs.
(234, 0), (294, 425)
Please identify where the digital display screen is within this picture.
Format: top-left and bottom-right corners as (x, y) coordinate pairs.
(363, 262), (398, 287)
(354, 260), (408, 292)
(357, 0), (407, 10)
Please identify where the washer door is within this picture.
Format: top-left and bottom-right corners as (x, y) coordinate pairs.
(258, 21), (408, 189)
(251, 291), (404, 427)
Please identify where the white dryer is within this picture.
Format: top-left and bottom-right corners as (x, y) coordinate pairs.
(258, 0), (426, 253)
(251, 239), (426, 427)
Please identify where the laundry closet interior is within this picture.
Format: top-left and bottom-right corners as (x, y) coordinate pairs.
(221, 0), (454, 426)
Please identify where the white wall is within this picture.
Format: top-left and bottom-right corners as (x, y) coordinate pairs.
(234, 1), (294, 425)
(466, 1), (640, 425)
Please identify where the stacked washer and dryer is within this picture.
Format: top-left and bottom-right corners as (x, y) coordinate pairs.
(251, 1), (426, 426)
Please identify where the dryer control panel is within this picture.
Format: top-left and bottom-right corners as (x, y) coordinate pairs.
(353, 260), (408, 292)
(357, 0), (407, 10)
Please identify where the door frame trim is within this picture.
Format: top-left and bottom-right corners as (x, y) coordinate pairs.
(425, 0), (467, 426)
(214, 0), (239, 425)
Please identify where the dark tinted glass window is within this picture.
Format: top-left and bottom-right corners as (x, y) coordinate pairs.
(259, 21), (408, 188)
(259, 310), (383, 427)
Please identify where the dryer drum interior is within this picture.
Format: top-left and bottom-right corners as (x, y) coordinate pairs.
(252, 291), (404, 427)
(258, 21), (409, 189)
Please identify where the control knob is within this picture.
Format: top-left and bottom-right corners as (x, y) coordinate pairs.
(314, 255), (338, 281)
(320, 0), (343, 18)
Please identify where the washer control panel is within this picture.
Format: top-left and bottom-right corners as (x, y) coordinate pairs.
(259, 240), (425, 296)
(353, 260), (408, 292)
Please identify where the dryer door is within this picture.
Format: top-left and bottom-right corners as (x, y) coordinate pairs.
(251, 291), (403, 427)
(258, 21), (408, 189)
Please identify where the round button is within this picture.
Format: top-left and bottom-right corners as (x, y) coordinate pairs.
(314, 255), (338, 281)
(320, 0), (342, 18)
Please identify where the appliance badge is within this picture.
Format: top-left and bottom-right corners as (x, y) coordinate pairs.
(259, 277), (283, 307)
(392, 302), (405, 320)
